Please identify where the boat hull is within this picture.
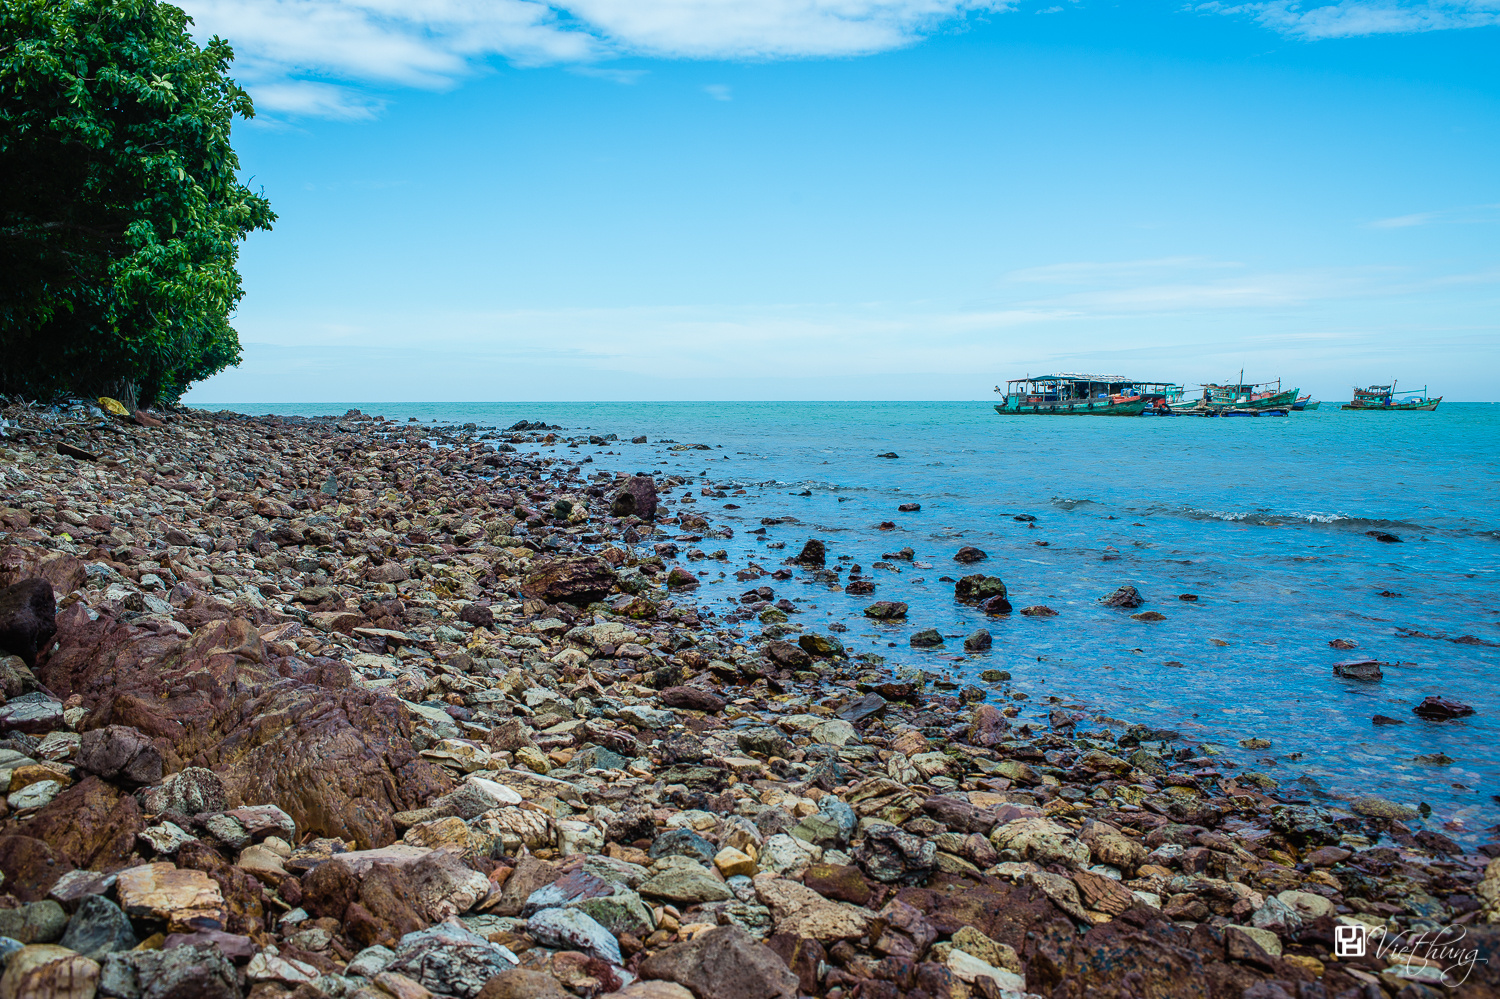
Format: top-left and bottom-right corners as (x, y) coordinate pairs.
(994, 400), (1147, 416)
(1342, 397), (1441, 411)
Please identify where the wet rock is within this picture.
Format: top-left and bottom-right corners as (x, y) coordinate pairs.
(1413, 696), (1475, 720)
(791, 540), (826, 568)
(1019, 605), (1057, 617)
(1099, 585), (1144, 608)
(954, 575), (1007, 605)
(966, 704), (1009, 747)
(640, 923), (798, 999)
(797, 633), (844, 657)
(387, 919), (519, 998)
(765, 641), (811, 669)
(837, 693), (886, 724)
(0, 579), (57, 667)
(58, 895), (136, 960)
(953, 547), (988, 564)
(78, 726), (163, 787)
(863, 601), (908, 620)
(1332, 658), (1383, 680)
(521, 556), (617, 605)
(666, 567), (699, 590)
(909, 629), (944, 648)
(980, 594), (1013, 615)
(1350, 795), (1419, 820)
(898, 502), (921, 512)
(963, 629), (991, 651)
(857, 825), (936, 885)
(611, 476), (659, 520)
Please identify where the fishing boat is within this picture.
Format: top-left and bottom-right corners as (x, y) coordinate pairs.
(1169, 374), (1299, 417)
(993, 374), (1151, 415)
(1291, 395), (1321, 411)
(1342, 382), (1441, 411)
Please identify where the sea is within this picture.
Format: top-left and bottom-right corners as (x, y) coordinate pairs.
(207, 400), (1500, 838)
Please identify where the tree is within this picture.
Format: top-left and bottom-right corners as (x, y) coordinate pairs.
(0, 0), (273, 407)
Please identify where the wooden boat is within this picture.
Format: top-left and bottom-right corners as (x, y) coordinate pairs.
(1169, 374), (1299, 416)
(993, 374), (1150, 415)
(1342, 382), (1441, 411)
(1292, 395), (1320, 411)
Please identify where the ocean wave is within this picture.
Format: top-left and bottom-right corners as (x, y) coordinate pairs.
(1164, 506), (1421, 531)
(1050, 497), (1098, 510)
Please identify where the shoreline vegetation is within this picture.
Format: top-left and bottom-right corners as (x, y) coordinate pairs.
(0, 398), (1496, 998)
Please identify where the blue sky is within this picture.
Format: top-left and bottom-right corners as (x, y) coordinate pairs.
(178, 1), (1500, 403)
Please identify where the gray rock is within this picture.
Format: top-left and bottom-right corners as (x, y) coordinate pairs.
(345, 944), (395, 978)
(836, 693), (886, 724)
(59, 894), (137, 960)
(568, 889), (655, 938)
(857, 825), (937, 885)
(640, 923), (798, 999)
(638, 864), (733, 904)
(100, 943), (240, 999)
(737, 727), (792, 758)
(527, 906), (622, 965)
(963, 629), (992, 652)
(140, 767), (226, 815)
(909, 628), (944, 648)
(0, 900), (66, 944)
(388, 918), (519, 998)
(649, 828), (716, 865)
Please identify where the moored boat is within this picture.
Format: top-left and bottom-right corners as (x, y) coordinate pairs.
(1168, 375), (1299, 416)
(1291, 394), (1320, 411)
(993, 374), (1150, 415)
(1342, 382), (1441, 411)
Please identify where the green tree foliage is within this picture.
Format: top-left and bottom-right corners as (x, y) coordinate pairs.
(0, 0), (273, 406)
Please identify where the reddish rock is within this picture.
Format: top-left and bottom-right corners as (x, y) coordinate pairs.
(610, 476), (659, 520)
(0, 777), (142, 900)
(520, 556), (617, 605)
(801, 864), (873, 906)
(658, 686), (726, 713)
(765, 641), (812, 669)
(0, 579), (57, 666)
(966, 705), (1009, 748)
(79, 725), (163, 786)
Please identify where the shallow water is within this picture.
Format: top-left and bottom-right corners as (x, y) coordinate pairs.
(208, 400), (1500, 837)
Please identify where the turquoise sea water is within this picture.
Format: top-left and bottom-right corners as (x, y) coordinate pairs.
(207, 400), (1500, 837)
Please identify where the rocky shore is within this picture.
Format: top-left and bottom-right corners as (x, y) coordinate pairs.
(0, 399), (1495, 999)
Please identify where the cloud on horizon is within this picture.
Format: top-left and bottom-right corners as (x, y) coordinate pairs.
(1197, 1), (1500, 39)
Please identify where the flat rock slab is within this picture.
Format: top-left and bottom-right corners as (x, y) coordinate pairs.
(115, 863), (226, 933)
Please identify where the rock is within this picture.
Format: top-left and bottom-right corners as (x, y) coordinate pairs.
(714, 846), (756, 878)
(945, 948), (1026, 992)
(737, 728), (792, 759)
(953, 547), (988, 564)
(78, 726), (162, 787)
(520, 556), (617, 606)
(115, 863), (227, 933)
(0, 777), (142, 901)
(801, 863), (872, 906)
(1019, 605), (1057, 617)
(871, 898), (938, 959)
(1100, 585), (1144, 608)
(657, 686), (725, 713)
(898, 502), (921, 512)
(990, 817), (1090, 869)
(0, 656), (40, 700)
(954, 575), (1007, 605)
(1350, 795), (1419, 820)
(0, 580), (57, 667)
(0, 901), (66, 944)
(640, 924), (797, 999)
(98, 943), (239, 999)
(856, 825), (936, 885)
(765, 641), (811, 669)
(1333, 658), (1383, 680)
(0, 700), (62, 736)
(387, 919), (519, 999)
(570, 889), (655, 938)
(458, 603), (494, 629)
(522, 869), (613, 916)
(966, 705), (1009, 747)
(909, 629), (944, 648)
(863, 601), (907, 620)
(140, 768), (225, 816)
(1078, 820), (1145, 875)
(58, 895), (135, 960)
(963, 629), (991, 651)
(0, 944), (99, 999)
(610, 476), (659, 519)
(1413, 696), (1475, 720)
(527, 907), (622, 965)
(755, 875), (872, 942)
(477, 968), (573, 999)
(638, 863), (732, 904)
(791, 540), (825, 567)
(809, 718), (855, 746)
(1131, 610), (1166, 621)
(836, 693), (886, 724)
(797, 633), (844, 657)
(1275, 889), (1335, 921)
(666, 568), (698, 590)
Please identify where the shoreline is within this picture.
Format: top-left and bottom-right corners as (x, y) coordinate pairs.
(0, 400), (1495, 998)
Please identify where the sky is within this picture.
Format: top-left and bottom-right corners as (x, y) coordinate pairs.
(177, 1), (1500, 403)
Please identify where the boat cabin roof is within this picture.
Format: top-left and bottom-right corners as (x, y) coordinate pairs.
(1006, 373), (1128, 385)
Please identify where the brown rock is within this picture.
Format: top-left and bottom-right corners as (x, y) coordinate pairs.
(348, 863), (429, 948)
(0, 944), (99, 999)
(1071, 870), (1135, 916)
(657, 687), (726, 713)
(0, 776), (142, 900)
(800, 864), (873, 907)
(640, 924), (798, 999)
(610, 477), (658, 520)
(0, 579), (56, 667)
(477, 968), (571, 999)
(115, 862), (227, 933)
(79, 725), (163, 786)
(765, 933), (825, 995)
(520, 556), (617, 605)
(494, 855), (558, 917)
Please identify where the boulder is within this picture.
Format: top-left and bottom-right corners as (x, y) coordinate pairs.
(79, 726), (163, 787)
(520, 556), (617, 606)
(863, 601), (908, 620)
(387, 919), (519, 999)
(58, 894), (137, 960)
(857, 825), (937, 885)
(640, 924), (798, 999)
(657, 687), (726, 713)
(954, 575), (1007, 605)
(610, 476), (659, 520)
(953, 547), (988, 564)
(0, 579), (57, 667)
(0, 944), (99, 999)
(1099, 585), (1144, 608)
(790, 540), (826, 567)
(98, 942), (239, 999)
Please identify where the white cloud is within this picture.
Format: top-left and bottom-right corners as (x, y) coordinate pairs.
(1199, 1), (1500, 39)
(1366, 203), (1500, 228)
(179, 0), (1009, 118)
(703, 83), (733, 100)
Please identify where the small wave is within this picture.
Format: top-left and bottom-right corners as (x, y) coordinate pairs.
(1051, 497), (1097, 510)
(1166, 506), (1421, 531)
